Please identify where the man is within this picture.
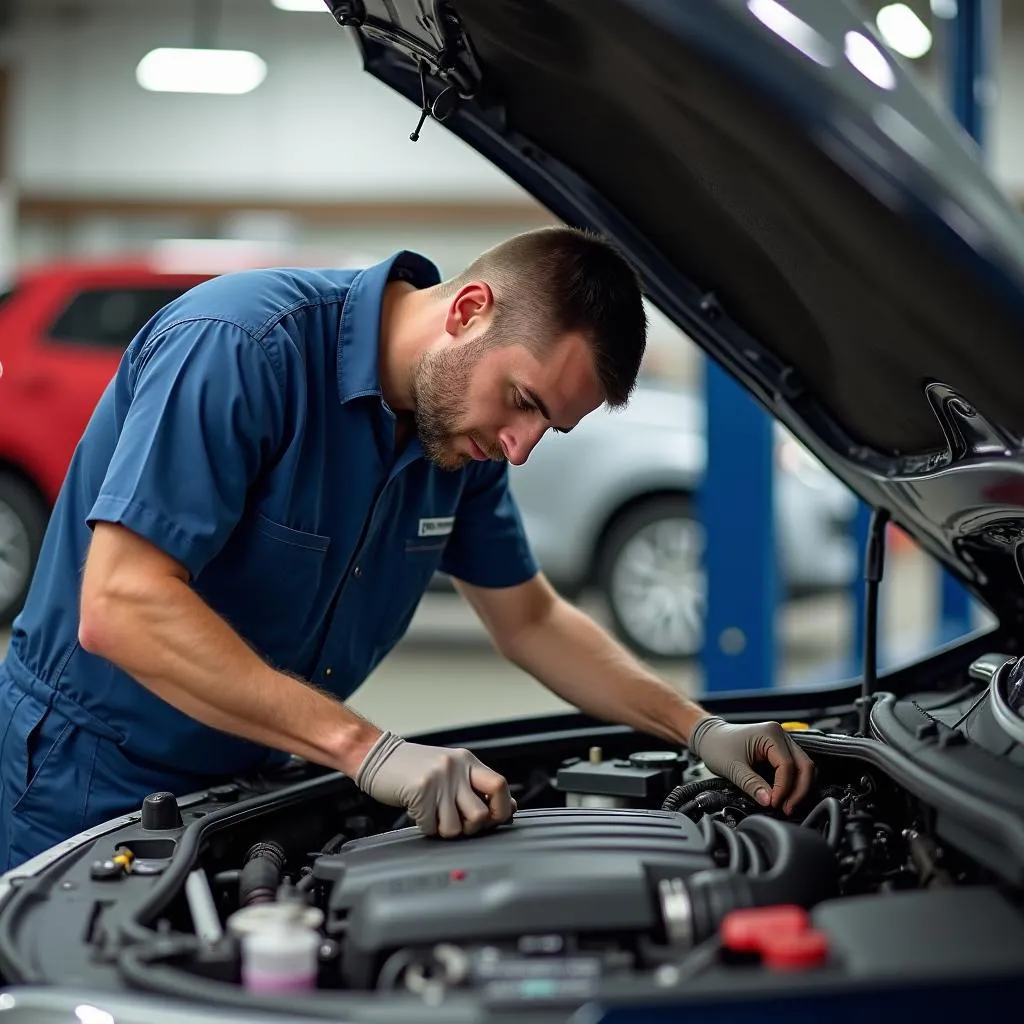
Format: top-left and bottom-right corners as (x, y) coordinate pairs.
(0, 227), (813, 871)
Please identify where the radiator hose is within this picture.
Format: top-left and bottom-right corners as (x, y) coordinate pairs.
(238, 840), (286, 907)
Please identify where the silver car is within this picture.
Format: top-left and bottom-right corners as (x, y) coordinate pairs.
(507, 379), (858, 659)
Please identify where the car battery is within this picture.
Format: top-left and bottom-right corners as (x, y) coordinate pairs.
(556, 748), (683, 809)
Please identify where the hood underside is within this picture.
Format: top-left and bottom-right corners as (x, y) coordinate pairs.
(329, 0), (1024, 626)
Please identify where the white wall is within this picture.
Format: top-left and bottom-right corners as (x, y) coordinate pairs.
(10, 0), (522, 202)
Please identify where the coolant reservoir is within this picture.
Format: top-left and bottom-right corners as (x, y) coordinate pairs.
(227, 903), (326, 993)
(241, 925), (322, 993)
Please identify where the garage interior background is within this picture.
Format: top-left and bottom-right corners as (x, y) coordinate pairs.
(0, 0), (1011, 732)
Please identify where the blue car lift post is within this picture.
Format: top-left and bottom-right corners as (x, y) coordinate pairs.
(854, 0), (998, 664)
(700, 363), (777, 694)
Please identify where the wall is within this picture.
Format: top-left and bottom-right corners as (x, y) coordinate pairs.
(11, 0), (522, 203)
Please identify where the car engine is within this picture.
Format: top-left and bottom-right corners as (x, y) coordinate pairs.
(121, 736), (999, 1005)
(4, 692), (1024, 1020)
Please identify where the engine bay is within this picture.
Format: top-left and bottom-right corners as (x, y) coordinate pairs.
(2, 660), (1024, 1020)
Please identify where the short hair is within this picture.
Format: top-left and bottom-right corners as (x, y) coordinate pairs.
(440, 226), (648, 406)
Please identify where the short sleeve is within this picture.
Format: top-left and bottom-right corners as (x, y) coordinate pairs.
(439, 462), (539, 588)
(86, 319), (286, 578)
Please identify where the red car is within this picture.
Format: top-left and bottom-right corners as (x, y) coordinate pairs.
(0, 259), (213, 624)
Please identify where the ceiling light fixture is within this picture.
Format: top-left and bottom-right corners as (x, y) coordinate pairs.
(136, 48), (268, 95)
(271, 0), (328, 10)
(844, 31), (897, 89)
(876, 3), (934, 59)
(747, 0), (834, 66)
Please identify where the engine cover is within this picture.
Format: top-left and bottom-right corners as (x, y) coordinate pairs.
(313, 807), (713, 987)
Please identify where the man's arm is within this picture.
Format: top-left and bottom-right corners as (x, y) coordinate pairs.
(456, 572), (706, 742)
(80, 523), (514, 837)
(79, 521), (382, 776)
(455, 572), (815, 814)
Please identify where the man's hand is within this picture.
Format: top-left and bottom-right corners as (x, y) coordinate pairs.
(688, 717), (815, 815)
(355, 731), (516, 838)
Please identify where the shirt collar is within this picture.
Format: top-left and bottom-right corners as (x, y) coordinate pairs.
(337, 250), (442, 405)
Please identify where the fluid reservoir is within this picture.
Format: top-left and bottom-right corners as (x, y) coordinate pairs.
(241, 925), (322, 993)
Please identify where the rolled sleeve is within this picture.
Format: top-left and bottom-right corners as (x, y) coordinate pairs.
(440, 462), (539, 588)
(87, 319), (286, 578)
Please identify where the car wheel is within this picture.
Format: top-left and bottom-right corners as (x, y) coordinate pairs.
(598, 496), (706, 660)
(0, 474), (48, 627)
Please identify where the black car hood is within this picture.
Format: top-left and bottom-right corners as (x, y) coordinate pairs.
(327, 0), (1024, 627)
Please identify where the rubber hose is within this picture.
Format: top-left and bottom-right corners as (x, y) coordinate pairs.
(735, 830), (764, 876)
(238, 840), (286, 907)
(678, 790), (738, 820)
(685, 817), (839, 944)
(801, 796), (844, 849)
(662, 776), (736, 812)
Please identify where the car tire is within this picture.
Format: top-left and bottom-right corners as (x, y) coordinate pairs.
(0, 474), (48, 628)
(597, 496), (706, 661)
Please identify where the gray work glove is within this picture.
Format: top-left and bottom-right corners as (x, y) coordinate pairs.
(355, 731), (516, 838)
(688, 717), (815, 815)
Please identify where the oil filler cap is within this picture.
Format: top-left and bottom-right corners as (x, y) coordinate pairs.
(141, 791), (184, 831)
(721, 906), (829, 971)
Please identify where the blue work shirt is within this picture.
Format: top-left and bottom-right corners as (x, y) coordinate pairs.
(4, 251), (538, 778)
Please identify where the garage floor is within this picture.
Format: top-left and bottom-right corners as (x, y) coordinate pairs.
(0, 544), (987, 737)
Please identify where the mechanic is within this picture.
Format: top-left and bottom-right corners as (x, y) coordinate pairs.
(0, 227), (814, 871)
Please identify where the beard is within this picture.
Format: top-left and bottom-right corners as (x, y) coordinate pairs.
(410, 336), (498, 471)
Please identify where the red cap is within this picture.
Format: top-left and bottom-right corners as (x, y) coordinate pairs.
(720, 905), (829, 971)
(721, 905), (809, 952)
(761, 930), (830, 970)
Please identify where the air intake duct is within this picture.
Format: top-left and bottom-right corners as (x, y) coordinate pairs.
(659, 817), (839, 947)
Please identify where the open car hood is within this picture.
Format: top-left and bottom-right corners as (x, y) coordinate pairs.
(326, 0), (1024, 629)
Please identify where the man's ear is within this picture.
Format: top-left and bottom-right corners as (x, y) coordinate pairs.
(444, 281), (494, 339)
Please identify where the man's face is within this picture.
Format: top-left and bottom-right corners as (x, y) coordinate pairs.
(411, 329), (604, 472)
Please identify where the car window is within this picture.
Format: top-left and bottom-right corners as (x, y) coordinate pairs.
(46, 286), (188, 350)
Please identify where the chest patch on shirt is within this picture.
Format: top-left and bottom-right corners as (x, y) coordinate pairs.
(418, 516), (455, 538)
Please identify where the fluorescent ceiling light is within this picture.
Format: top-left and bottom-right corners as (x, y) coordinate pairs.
(747, 0), (834, 66)
(844, 31), (897, 89)
(271, 0), (327, 10)
(876, 4), (934, 59)
(136, 48), (267, 95)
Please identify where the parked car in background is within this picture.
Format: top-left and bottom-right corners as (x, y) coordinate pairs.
(0, 258), (856, 650)
(506, 380), (857, 659)
(0, 259), (212, 625)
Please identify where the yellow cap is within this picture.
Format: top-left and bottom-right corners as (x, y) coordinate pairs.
(781, 721), (810, 731)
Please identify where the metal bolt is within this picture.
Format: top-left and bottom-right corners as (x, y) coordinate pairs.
(719, 627), (747, 655)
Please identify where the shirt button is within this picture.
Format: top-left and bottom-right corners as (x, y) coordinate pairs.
(324, 667), (332, 677)
(353, 566), (363, 578)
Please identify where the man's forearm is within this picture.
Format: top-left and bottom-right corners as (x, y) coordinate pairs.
(78, 577), (381, 776)
(502, 596), (710, 745)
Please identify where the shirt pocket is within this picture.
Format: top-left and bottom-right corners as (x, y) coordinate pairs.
(194, 511), (331, 668)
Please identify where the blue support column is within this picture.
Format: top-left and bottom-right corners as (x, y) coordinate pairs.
(938, 0), (999, 639)
(699, 361), (776, 692)
(851, 502), (874, 677)
(946, 0), (998, 152)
